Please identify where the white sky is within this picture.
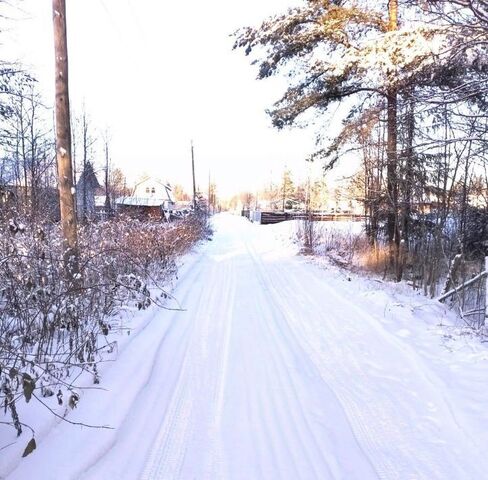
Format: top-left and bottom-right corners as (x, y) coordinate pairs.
(5, 0), (342, 197)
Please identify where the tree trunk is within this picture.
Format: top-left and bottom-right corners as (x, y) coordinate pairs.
(398, 93), (415, 282)
(387, 0), (400, 279)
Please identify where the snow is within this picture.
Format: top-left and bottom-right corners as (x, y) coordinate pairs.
(4, 213), (488, 479)
(116, 196), (167, 207)
(328, 26), (451, 87)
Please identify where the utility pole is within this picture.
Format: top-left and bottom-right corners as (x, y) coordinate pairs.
(104, 136), (111, 214)
(191, 140), (197, 210)
(53, 0), (79, 280)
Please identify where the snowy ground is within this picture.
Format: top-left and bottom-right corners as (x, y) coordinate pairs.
(4, 213), (488, 479)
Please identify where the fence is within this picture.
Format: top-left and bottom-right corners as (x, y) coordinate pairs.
(241, 210), (487, 328)
(242, 210), (365, 225)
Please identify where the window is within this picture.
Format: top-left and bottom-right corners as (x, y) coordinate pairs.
(145, 187), (149, 193)
(151, 187), (156, 194)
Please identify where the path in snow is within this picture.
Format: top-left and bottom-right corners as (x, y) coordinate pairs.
(8, 213), (488, 479)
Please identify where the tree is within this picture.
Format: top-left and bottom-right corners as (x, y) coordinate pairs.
(235, 0), (488, 279)
(79, 108), (96, 220)
(1, 76), (56, 217)
(172, 184), (191, 201)
(309, 177), (328, 211)
(208, 182), (217, 213)
(109, 167), (129, 199)
(281, 168), (295, 210)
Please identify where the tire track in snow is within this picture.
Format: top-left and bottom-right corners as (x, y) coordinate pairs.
(78, 252), (210, 480)
(255, 256), (395, 479)
(266, 262), (433, 479)
(43, 215), (485, 480)
(140, 263), (220, 480)
(241, 237), (364, 479)
(262, 255), (485, 479)
(202, 259), (236, 479)
(141, 255), (236, 480)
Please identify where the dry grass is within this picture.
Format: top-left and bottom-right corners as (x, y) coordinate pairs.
(357, 244), (390, 273)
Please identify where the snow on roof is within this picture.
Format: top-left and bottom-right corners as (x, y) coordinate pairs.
(116, 196), (166, 207)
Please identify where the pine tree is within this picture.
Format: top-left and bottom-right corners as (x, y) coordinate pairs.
(281, 168), (295, 210)
(235, 0), (488, 279)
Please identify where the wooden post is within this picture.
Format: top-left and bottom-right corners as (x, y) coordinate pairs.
(52, 0), (79, 280)
(191, 141), (197, 210)
(105, 137), (111, 214)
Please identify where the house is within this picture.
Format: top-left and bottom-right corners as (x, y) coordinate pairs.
(116, 177), (175, 220)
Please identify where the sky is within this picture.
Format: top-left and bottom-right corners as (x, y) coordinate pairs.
(5, 0), (341, 197)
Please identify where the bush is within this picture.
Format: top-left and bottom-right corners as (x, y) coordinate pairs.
(0, 213), (209, 444)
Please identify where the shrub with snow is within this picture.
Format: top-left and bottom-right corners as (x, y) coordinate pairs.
(0, 212), (209, 452)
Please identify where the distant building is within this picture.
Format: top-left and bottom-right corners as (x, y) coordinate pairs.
(116, 177), (175, 220)
(76, 162), (101, 220)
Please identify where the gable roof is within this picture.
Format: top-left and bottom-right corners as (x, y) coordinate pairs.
(134, 177), (171, 191)
(78, 163), (101, 189)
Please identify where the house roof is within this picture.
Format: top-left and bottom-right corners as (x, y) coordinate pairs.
(134, 177), (171, 190)
(78, 163), (101, 189)
(116, 196), (167, 207)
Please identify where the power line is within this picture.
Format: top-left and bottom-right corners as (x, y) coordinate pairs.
(97, 0), (126, 42)
(127, 0), (147, 43)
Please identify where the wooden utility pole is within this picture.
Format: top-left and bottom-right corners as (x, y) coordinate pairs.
(191, 140), (197, 210)
(104, 137), (111, 214)
(53, 0), (79, 279)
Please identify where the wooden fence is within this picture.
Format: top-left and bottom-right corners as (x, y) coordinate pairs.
(242, 210), (365, 225)
(241, 210), (488, 327)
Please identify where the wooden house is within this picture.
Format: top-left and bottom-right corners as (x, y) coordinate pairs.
(116, 177), (175, 220)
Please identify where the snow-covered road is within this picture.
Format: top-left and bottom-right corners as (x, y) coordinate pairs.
(8, 214), (488, 479)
